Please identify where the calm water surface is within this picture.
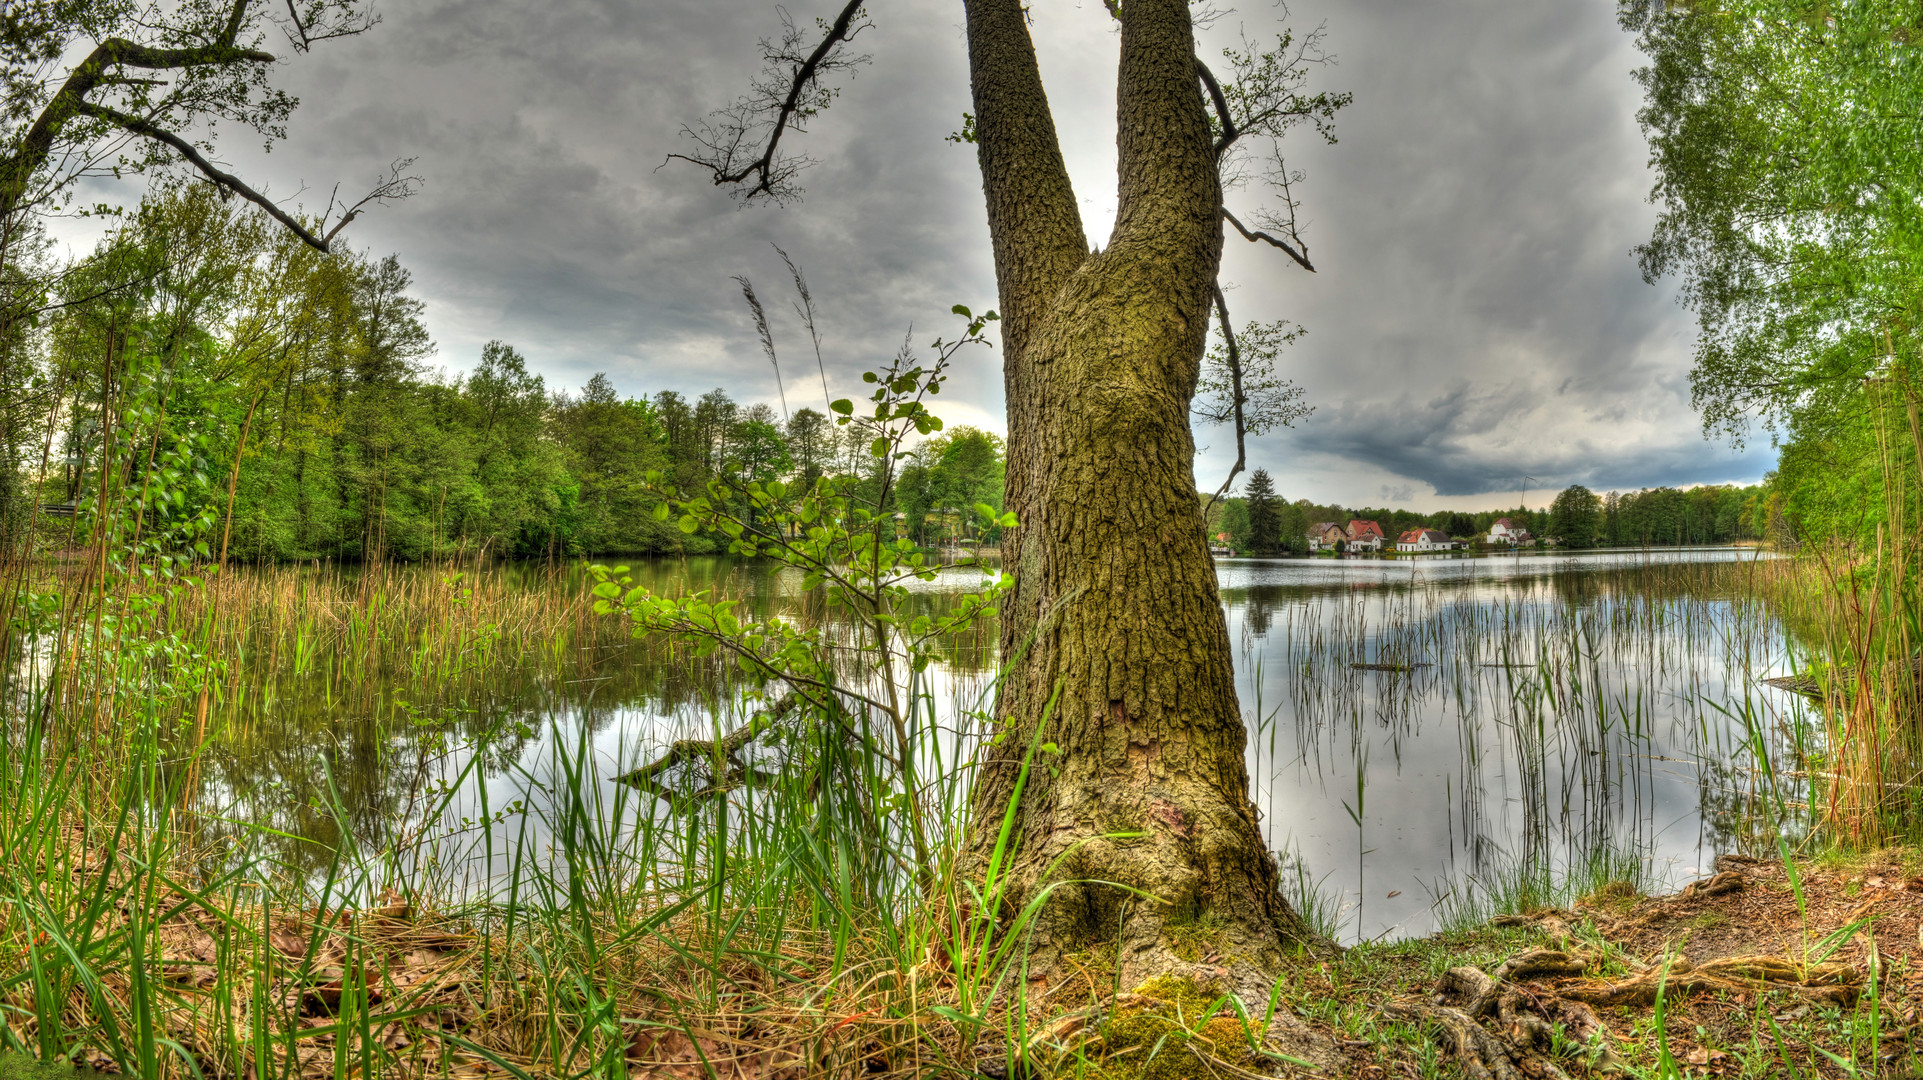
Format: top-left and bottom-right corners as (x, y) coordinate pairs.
(197, 547), (1807, 942)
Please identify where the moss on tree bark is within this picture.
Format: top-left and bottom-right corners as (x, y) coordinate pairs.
(961, 0), (1325, 998)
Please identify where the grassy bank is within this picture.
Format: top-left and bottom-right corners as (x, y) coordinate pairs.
(11, 715), (1923, 1080)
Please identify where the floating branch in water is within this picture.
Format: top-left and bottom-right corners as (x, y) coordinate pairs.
(613, 693), (800, 806)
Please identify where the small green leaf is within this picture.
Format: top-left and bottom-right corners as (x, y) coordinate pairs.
(831, 398), (853, 415)
(678, 515), (700, 534)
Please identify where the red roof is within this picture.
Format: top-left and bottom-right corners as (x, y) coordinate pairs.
(1348, 520), (1384, 540)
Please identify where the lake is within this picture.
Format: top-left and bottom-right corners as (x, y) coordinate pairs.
(190, 546), (1808, 943)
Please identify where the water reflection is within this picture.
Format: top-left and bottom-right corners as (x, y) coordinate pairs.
(1223, 548), (1802, 940)
(193, 549), (1806, 943)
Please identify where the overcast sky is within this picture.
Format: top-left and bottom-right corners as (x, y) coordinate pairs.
(70, 0), (1779, 511)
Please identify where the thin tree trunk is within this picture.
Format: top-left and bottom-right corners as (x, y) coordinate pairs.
(962, 0), (1322, 998)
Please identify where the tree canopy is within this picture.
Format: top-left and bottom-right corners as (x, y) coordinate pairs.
(1625, 0), (1923, 549)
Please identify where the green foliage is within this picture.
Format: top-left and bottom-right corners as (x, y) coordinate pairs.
(589, 310), (1012, 874)
(11, 186), (998, 564)
(1244, 468), (1281, 553)
(1599, 485), (1764, 547)
(1625, 0), (1923, 550)
(898, 426), (1006, 547)
(1195, 320), (1312, 437)
(1548, 484), (1602, 548)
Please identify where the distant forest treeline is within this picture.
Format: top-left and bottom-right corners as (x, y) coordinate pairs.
(7, 188), (1002, 562)
(1206, 469), (1774, 555)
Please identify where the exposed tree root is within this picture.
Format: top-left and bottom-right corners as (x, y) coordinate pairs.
(1557, 954), (1859, 1009)
(1388, 952), (1599, 1080)
(1391, 937), (1864, 1079)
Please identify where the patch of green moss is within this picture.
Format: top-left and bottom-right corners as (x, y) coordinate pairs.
(1085, 975), (1265, 1080)
(1580, 879), (1641, 913)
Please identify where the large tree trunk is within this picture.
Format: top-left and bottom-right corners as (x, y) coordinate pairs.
(962, 0), (1323, 997)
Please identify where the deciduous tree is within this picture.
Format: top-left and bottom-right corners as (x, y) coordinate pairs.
(674, 0), (1347, 998)
(0, 0), (416, 253)
(1549, 484), (1601, 549)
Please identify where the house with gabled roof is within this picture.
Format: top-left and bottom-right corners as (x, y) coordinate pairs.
(1306, 521), (1348, 552)
(1347, 520), (1385, 553)
(1488, 517), (1533, 546)
(1397, 528), (1456, 553)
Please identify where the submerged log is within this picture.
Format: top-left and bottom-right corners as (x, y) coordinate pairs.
(1762, 655), (1923, 701)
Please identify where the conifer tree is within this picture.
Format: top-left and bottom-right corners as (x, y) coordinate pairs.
(1246, 468), (1281, 554)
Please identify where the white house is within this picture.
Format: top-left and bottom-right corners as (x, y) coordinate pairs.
(1487, 517), (1533, 546)
(1347, 520), (1386, 553)
(1397, 528), (1456, 553)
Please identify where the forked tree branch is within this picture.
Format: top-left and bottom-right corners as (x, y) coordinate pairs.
(280, 0), (381, 53)
(318, 158), (422, 245)
(1223, 206), (1314, 272)
(0, 2), (404, 247)
(1201, 281), (1246, 520)
(665, 0), (872, 202)
(1196, 58), (1239, 159)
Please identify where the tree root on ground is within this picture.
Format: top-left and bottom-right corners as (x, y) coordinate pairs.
(1392, 944), (1862, 1079)
(1557, 954), (1858, 1009)
(1387, 951), (1600, 1080)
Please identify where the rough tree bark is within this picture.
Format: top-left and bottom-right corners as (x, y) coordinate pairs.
(672, 0), (1332, 1003)
(961, 0), (1322, 994)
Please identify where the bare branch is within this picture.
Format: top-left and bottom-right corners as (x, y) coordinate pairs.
(278, 0), (381, 53)
(1200, 282), (1245, 519)
(71, 105), (415, 253)
(1223, 207), (1314, 272)
(72, 101), (339, 250)
(664, 0), (873, 203)
(1203, 26), (1347, 278)
(1195, 58), (1239, 159)
(319, 158), (422, 245)
(613, 694), (801, 805)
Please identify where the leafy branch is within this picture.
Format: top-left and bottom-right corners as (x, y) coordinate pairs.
(591, 307), (1012, 884)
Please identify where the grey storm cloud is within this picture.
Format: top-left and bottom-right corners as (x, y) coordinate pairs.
(72, 0), (1773, 510)
(1207, 0), (1774, 505)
